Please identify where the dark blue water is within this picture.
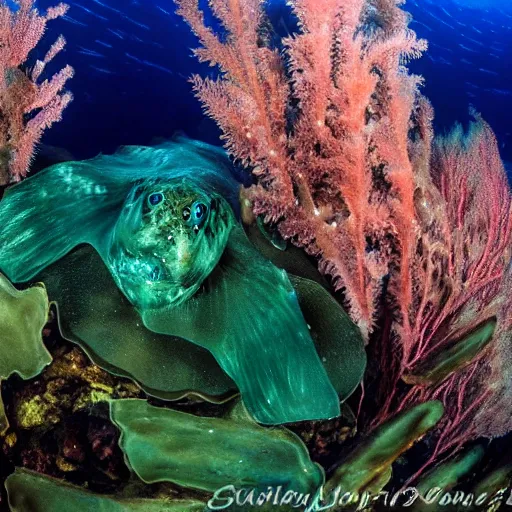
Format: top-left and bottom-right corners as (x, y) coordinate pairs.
(33, 0), (512, 175)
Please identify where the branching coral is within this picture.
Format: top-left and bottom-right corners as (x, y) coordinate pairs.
(176, 0), (512, 473)
(175, 0), (428, 340)
(0, 0), (73, 185)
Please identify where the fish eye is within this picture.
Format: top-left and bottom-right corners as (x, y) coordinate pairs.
(148, 192), (164, 207)
(192, 202), (208, 222)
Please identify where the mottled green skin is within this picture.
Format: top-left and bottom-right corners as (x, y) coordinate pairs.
(107, 182), (234, 312)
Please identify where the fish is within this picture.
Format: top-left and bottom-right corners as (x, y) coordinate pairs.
(107, 178), (234, 311)
(0, 139), (238, 306)
(95, 40), (113, 49)
(0, 138), (341, 425)
(77, 47), (106, 58)
(107, 28), (125, 39)
(73, 3), (109, 21)
(89, 65), (115, 75)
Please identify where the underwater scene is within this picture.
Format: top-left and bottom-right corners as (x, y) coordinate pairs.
(0, 0), (511, 510)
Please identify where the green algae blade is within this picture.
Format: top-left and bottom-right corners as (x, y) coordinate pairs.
(472, 458), (512, 501)
(5, 469), (206, 512)
(415, 446), (484, 505)
(324, 401), (444, 496)
(38, 246), (236, 403)
(0, 275), (51, 381)
(403, 319), (497, 386)
(0, 275), (51, 433)
(110, 399), (324, 494)
(142, 226), (341, 425)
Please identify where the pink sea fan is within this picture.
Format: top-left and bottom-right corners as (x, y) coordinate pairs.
(374, 114), (512, 472)
(0, 0), (73, 184)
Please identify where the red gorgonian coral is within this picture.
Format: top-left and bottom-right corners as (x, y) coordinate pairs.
(0, 0), (73, 185)
(176, 0), (512, 474)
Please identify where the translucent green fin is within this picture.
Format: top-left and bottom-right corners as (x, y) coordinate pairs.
(143, 227), (341, 425)
(0, 161), (129, 282)
(0, 139), (239, 283)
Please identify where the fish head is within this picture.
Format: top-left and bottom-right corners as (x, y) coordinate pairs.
(107, 179), (234, 311)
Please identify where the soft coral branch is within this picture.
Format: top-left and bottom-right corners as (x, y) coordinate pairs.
(0, 0), (73, 184)
(177, 0), (428, 338)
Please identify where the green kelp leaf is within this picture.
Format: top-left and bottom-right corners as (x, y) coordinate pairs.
(142, 226), (340, 425)
(290, 275), (366, 403)
(415, 446), (484, 505)
(472, 457), (512, 501)
(0, 275), (51, 434)
(6, 469), (206, 512)
(403, 319), (496, 386)
(110, 399), (324, 494)
(324, 401), (445, 497)
(37, 246), (236, 403)
(0, 275), (51, 380)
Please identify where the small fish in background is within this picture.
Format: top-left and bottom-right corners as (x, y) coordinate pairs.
(479, 68), (499, 76)
(89, 65), (116, 75)
(465, 81), (480, 90)
(156, 5), (172, 16)
(74, 3), (109, 21)
(485, 88), (512, 96)
(459, 43), (478, 52)
(91, 0), (122, 14)
(95, 40), (113, 49)
(122, 14), (150, 30)
(430, 41), (454, 53)
(463, 35), (485, 47)
(107, 28), (125, 40)
(62, 15), (87, 27)
(410, 19), (434, 32)
(125, 53), (174, 75)
(77, 46), (106, 59)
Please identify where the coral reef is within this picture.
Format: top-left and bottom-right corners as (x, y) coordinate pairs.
(0, 0), (511, 509)
(0, 0), (73, 185)
(176, 0), (512, 473)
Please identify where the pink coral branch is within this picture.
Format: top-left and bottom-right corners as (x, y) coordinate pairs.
(0, 0), (73, 184)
